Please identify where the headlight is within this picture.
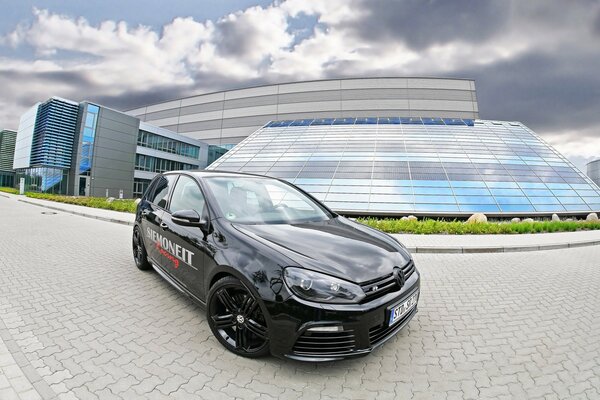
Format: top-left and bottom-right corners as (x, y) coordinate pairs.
(283, 267), (366, 304)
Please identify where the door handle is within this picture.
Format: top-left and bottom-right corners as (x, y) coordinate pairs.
(160, 222), (168, 230)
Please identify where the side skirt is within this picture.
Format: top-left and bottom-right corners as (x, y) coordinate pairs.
(151, 263), (207, 309)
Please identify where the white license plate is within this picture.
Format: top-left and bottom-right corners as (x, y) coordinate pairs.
(389, 291), (419, 326)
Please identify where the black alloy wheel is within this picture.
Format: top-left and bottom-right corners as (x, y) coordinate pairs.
(207, 276), (270, 357)
(132, 226), (151, 271)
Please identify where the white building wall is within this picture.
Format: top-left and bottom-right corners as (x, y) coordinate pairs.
(126, 78), (479, 147)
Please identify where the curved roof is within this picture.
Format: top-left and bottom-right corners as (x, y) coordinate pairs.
(127, 77), (479, 147)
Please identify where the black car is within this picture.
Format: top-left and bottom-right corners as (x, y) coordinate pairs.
(132, 170), (420, 361)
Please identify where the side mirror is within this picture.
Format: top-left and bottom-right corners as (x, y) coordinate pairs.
(172, 209), (208, 229)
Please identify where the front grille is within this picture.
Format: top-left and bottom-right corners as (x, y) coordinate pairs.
(369, 306), (416, 345)
(401, 260), (415, 279)
(292, 330), (356, 357)
(360, 273), (398, 301)
(360, 261), (415, 302)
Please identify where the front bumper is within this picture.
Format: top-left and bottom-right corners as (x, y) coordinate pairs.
(265, 269), (420, 361)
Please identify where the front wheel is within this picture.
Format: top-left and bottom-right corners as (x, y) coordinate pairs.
(207, 276), (270, 358)
(132, 226), (151, 271)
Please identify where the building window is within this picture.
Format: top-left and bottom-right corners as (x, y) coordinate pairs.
(135, 154), (196, 173)
(137, 130), (200, 159)
(133, 178), (152, 198)
(79, 104), (99, 175)
(208, 144), (234, 165)
(15, 167), (69, 194)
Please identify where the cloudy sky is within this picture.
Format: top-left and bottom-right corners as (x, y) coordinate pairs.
(1, 0), (599, 169)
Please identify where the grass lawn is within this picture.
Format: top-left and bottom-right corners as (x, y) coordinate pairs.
(23, 191), (138, 213)
(0, 187), (19, 195)
(358, 217), (600, 234)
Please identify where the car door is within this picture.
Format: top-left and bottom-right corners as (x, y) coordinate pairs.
(159, 174), (208, 300)
(140, 174), (176, 266)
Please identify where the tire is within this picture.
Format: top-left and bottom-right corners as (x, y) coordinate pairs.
(132, 225), (151, 271)
(207, 276), (270, 358)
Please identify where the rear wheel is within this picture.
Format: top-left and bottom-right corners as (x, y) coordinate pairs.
(207, 276), (270, 358)
(132, 226), (151, 271)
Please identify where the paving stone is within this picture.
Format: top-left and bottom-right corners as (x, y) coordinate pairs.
(2, 195), (600, 399)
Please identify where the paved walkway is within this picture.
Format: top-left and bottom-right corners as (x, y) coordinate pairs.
(393, 230), (600, 252)
(2, 193), (135, 226)
(0, 331), (45, 400)
(2, 195), (600, 399)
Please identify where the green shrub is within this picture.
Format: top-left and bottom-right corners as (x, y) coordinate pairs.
(357, 217), (600, 235)
(0, 187), (19, 194)
(25, 192), (137, 213)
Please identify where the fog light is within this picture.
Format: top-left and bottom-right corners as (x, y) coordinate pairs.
(307, 325), (343, 332)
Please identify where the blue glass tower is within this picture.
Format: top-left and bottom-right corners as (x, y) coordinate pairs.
(30, 98), (79, 168)
(15, 98), (79, 193)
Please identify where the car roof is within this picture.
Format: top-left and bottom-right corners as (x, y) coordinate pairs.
(163, 169), (272, 179)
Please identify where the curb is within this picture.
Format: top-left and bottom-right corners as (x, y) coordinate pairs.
(406, 240), (600, 254)
(17, 199), (135, 226)
(0, 317), (58, 400)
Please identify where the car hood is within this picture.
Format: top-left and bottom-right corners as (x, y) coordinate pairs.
(231, 217), (411, 283)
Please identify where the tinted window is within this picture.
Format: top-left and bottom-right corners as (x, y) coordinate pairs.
(169, 175), (206, 215)
(148, 175), (177, 208)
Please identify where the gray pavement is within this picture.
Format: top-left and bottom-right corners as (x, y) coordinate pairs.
(1, 195), (600, 399)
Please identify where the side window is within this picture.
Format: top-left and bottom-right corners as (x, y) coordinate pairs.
(169, 175), (206, 216)
(144, 178), (159, 199)
(148, 175), (177, 209)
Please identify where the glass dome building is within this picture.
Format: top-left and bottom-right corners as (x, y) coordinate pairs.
(207, 117), (600, 216)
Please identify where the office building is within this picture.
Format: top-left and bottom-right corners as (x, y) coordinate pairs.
(586, 159), (600, 188)
(127, 77), (478, 149)
(13, 97), (208, 197)
(0, 129), (17, 187)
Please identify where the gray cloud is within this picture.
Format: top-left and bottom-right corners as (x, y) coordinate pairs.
(2, 0), (600, 166)
(455, 52), (600, 133)
(594, 9), (600, 35)
(343, 0), (510, 50)
(214, 18), (256, 58)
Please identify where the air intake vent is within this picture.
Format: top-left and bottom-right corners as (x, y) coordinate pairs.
(292, 330), (356, 357)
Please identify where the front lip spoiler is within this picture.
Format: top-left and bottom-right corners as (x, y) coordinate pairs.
(282, 306), (418, 362)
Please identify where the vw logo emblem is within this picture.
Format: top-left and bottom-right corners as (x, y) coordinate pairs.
(236, 315), (245, 324)
(394, 267), (406, 288)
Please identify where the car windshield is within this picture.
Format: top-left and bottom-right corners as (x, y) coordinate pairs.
(203, 176), (332, 224)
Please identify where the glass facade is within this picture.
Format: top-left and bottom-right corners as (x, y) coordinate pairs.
(208, 144), (235, 165)
(137, 130), (200, 159)
(0, 172), (14, 188)
(208, 118), (600, 215)
(78, 104), (99, 175)
(16, 167), (69, 194)
(30, 98), (79, 169)
(135, 154), (196, 173)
